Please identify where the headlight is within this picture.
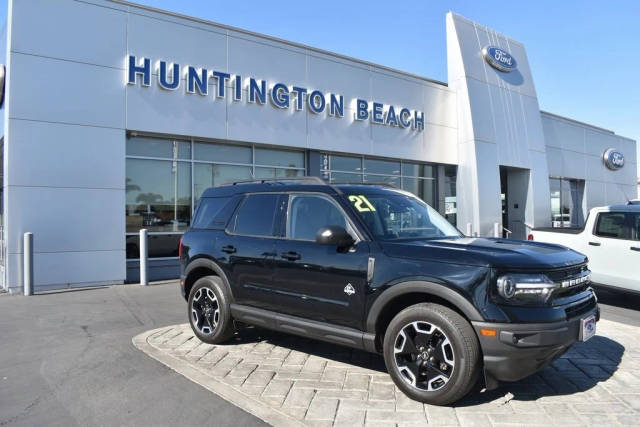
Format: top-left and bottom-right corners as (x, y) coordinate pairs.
(495, 273), (558, 306)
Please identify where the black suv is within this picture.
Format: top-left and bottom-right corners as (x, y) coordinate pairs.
(179, 178), (598, 405)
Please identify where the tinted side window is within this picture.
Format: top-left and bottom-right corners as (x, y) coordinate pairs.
(288, 195), (347, 241)
(233, 194), (279, 236)
(595, 213), (627, 239)
(192, 197), (231, 229)
(633, 213), (640, 241)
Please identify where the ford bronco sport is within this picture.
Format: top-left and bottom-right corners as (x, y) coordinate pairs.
(179, 177), (599, 405)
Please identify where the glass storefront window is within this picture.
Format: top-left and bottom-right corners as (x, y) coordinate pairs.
(126, 135), (306, 259)
(255, 148), (304, 168)
(443, 165), (457, 226)
(364, 174), (400, 187)
(127, 136), (191, 159)
(194, 163), (252, 202)
(550, 177), (584, 228)
(194, 141), (252, 164)
(330, 172), (362, 183)
(126, 159), (191, 233)
(364, 158), (400, 175)
(331, 155), (362, 173)
(255, 167), (304, 179)
(402, 178), (436, 208)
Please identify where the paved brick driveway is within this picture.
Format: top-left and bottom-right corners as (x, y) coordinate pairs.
(134, 319), (640, 426)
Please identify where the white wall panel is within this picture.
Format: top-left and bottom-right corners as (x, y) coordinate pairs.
(11, 0), (126, 68)
(126, 75), (226, 139)
(546, 146), (563, 177)
(128, 12), (227, 72)
(371, 71), (425, 113)
(7, 120), (124, 189)
(423, 86), (457, 130)
(9, 53), (125, 128)
(6, 186), (124, 254)
(227, 94), (307, 148)
(4, 251), (125, 289)
(307, 55), (371, 102)
(228, 35), (307, 86)
(371, 122), (425, 161)
(307, 107), (371, 155)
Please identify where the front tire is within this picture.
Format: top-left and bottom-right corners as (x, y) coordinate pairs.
(188, 276), (235, 344)
(383, 303), (480, 405)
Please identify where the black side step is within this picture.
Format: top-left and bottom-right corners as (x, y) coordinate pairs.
(230, 304), (377, 353)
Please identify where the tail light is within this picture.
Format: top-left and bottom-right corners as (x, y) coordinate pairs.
(178, 236), (183, 259)
(527, 234), (534, 241)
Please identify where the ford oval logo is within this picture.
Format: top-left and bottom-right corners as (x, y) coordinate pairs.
(603, 148), (624, 170)
(482, 46), (517, 72)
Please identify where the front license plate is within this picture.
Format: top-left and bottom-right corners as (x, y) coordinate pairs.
(580, 315), (596, 342)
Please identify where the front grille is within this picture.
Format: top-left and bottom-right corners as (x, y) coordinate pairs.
(546, 264), (588, 282)
(547, 264), (591, 301)
(565, 296), (596, 319)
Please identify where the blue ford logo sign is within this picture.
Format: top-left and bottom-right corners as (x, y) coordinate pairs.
(482, 46), (517, 72)
(603, 148), (624, 170)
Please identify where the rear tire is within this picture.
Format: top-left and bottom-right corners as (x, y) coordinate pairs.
(188, 276), (235, 344)
(383, 303), (480, 405)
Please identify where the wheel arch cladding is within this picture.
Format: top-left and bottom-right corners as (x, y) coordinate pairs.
(184, 258), (234, 302)
(367, 281), (484, 350)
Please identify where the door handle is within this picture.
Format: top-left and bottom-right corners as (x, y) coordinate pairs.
(588, 242), (601, 247)
(221, 245), (237, 254)
(280, 251), (301, 261)
(631, 247), (640, 252)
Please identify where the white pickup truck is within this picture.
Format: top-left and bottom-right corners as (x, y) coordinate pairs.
(529, 201), (640, 293)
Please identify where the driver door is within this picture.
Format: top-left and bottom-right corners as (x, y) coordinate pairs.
(272, 193), (369, 330)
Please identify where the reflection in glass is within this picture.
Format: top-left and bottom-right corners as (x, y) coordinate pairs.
(364, 158), (401, 175)
(364, 174), (400, 188)
(126, 233), (181, 259)
(126, 159), (191, 233)
(331, 155), (362, 173)
(330, 172), (362, 184)
(402, 178), (436, 208)
(194, 141), (251, 164)
(194, 163), (251, 201)
(255, 148), (304, 168)
(255, 167), (303, 179)
(127, 136), (190, 159)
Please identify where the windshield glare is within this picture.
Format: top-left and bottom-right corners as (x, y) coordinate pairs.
(346, 192), (461, 241)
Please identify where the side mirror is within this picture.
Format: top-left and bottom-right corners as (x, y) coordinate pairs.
(316, 226), (355, 248)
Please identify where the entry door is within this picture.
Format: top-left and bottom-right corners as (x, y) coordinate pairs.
(273, 193), (370, 330)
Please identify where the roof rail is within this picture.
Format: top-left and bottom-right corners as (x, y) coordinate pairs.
(226, 176), (328, 186)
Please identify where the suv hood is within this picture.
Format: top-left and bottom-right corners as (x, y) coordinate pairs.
(380, 237), (587, 270)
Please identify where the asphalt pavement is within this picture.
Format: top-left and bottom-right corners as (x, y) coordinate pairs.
(0, 282), (265, 427)
(594, 286), (640, 327)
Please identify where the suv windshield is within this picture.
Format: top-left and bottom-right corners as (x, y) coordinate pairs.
(345, 191), (462, 241)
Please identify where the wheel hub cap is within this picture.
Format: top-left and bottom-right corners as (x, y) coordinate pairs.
(190, 288), (220, 335)
(393, 321), (455, 391)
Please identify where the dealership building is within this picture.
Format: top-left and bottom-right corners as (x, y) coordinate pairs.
(0, 0), (637, 292)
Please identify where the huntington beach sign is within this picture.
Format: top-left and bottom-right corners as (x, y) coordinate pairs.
(127, 55), (425, 132)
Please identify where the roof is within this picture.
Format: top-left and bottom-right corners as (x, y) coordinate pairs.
(592, 201), (640, 212)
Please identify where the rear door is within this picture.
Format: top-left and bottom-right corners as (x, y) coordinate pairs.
(272, 193), (369, 329)
(218, 193), (281, 310)
(588, 211), (637, 291)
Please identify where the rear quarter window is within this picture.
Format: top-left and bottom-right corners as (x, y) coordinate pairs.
(192, 197), (233, 229)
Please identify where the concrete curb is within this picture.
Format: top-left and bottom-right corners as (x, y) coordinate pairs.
(132, 326), (304, 427)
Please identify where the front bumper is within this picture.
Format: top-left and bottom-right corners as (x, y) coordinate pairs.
(472, 304), (599, 389)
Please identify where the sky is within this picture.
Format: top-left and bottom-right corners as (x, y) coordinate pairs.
(2, 1), (639, 165)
